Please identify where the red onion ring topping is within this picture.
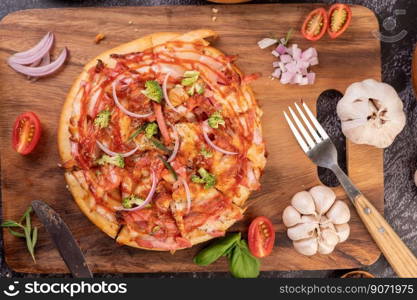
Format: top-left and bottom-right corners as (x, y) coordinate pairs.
(121, 171), (158, 211)
(112, 80), (153, 118)
(202, 122), (238, 155)
(96, 141), (139, 158)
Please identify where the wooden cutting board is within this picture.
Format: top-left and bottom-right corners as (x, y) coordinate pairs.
(0, 4), (383, 273)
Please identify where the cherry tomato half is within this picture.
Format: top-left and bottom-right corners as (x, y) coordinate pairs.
(12, 112), (42, 155)
(301, 8), (328, 41)
(248, 216), (275, 258)
(327, 4), (352, 39)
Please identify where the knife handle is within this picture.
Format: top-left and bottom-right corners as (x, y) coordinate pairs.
(354, 194), (417, 278)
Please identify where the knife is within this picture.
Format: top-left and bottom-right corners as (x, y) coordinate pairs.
(31, 200), (93, 278)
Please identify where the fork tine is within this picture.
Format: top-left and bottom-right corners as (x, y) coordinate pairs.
(302, 101), (329, 139)
(283, 112), (309, 152)
(294, 102), (322, 143)
(288, 107), (315, 149)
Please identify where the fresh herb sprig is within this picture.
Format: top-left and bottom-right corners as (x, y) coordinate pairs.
(193, 233), (260, 278)
(1, 206), (38, 262)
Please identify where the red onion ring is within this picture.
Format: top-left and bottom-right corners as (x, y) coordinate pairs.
(167, 125), (180, 162)
(180, 178), (192, 214)
(96, 141), (139, 157)
(8, 47), (68, 77)
(202, 122), (238, 155)
(121, 171), (158, 211)
(9, 32), (54, 65)
(112, 80), (153, 118)
(162, 72), (180, 113)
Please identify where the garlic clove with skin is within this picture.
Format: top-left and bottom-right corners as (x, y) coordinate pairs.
(291, 191), (316, 215)
(293, 236), (318, 256)
(310, 185), (336, 215)
(334, 223), (350, 243)
(287, 222), (317, 241)
(317, 239), (336, 255)
(282, 206), (302, 227)
(326, 200), (351, 225)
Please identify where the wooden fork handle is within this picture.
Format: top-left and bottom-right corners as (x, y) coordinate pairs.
(354, 194), (417, 277)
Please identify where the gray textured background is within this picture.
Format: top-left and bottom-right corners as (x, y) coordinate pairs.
(0, 0), (416, 278)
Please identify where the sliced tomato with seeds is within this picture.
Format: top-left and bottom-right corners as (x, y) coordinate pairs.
(12, 112), (42, 155)
(327, 4), (352, 39)
(248, 216), (275, 258)
(301, 8), (328, 41)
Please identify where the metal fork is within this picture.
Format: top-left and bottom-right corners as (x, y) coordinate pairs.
(284, 101), (417, 278)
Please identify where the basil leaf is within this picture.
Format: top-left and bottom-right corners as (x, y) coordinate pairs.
(7, 228), (25, 238)
(1, 220), (24, 228)
(229, 239), (260, 278)
(193, 233), (241, 266)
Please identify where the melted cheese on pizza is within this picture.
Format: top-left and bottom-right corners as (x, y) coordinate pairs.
(64, 37), (265, 250)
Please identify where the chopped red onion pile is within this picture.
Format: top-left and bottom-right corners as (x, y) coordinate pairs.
(258, 37), (318, 85)
(7, 32), (68, 78)
(271, 44), (318, 85)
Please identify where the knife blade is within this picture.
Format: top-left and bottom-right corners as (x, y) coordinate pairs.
(31, 200), (93, 278)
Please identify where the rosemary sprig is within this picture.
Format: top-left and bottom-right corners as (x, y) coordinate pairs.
(1, 206), (38, 262)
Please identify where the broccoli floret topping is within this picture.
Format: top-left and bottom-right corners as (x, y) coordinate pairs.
(181, 70), (204, 96)
(200, 146), (213, 158)
(122, 195), (146, 209)
(191, 167), (216, 189)
(207, 111), (225, 129)
(181, 70), (200, 86)
(141, 80), (163, 103)
(94, 109), (111, 129)
(96, 154), (125, 168)
(145, 122), (158, 139)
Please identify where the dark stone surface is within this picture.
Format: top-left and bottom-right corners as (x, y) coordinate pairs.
(1, 0), (416, 278)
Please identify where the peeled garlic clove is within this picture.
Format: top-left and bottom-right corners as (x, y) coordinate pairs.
(287, 222), (317, 241)
(293, 236), (318, 256)
(317, 239), (336, 254)
(326, 200), (351, 225)
(282, 206), (301, 227)
(309, 185), (336, 215)
(334, 223), (350, 243)
(291, 191), (316, 215)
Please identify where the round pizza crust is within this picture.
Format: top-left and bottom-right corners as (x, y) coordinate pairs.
(58, 29), (264, 250)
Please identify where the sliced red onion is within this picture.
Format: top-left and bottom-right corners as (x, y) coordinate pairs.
(9, 32), (53, 65)
(271, 68), (281, 78)
(272, 61), (280, 68)
(112, 80), (153, 118)
(96, 141), (139, 157)
(280, 71), (295, 84)
(202, 122), (237, 155)
(8, 47), (67, 77)
(276, 44), (287, 55)
(257, 38), (278, 49)
(29, 53), (50, 81)
(167, 125), (180, 162)
(271, 50), (279, 57)
(180, 178), (192, 214)
(162, 72), (180, 113)
(280, 54), (292, 64)
(307, 72), (316, 85)
(121, 171), (158, 211)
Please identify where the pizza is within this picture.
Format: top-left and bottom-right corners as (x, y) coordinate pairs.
(58, 29), (266, 251)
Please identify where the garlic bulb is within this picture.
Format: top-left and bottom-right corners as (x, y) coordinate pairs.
(282, 185), (351, 256)
(336, 79), (406, 148)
